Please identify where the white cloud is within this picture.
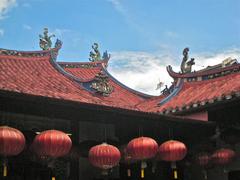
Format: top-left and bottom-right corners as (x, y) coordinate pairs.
(108, 48), (240, 95)
(0, 0), (17, 19)
(192, 49), (240, 71)
(0, 29), (4, 36)
(23, 24), (32, 30)
(108, 51), (178, 95)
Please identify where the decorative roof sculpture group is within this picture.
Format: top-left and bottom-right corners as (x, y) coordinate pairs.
(180, 48), (195, 73)
(89, 43), (110, 62)
(39, 28), (55, 50)
(90, 71), (114, 96)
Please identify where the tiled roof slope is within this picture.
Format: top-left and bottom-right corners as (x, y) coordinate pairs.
(0, 52), (101, 104)
(138, 72), (240, 114)
(0, 50), (147, 110)
(58, 61), (105, 82)
(59, 61), (149, 106)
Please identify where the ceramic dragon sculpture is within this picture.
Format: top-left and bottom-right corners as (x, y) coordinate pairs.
(39, 28), (55, 50)
(181, 47), (195, 73)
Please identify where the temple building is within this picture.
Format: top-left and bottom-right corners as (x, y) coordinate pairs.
(0, 30), (240, 180)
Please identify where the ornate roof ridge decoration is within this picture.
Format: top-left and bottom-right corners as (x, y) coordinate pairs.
(58, 60), (108, 69)
(39, 28), (55, 50)
(0, 47), (60, 57)
(160, 90), (240, 115)
(158, 79), (184, 106)
(0, 28), (62, 58)
(167, 55), (239, 81)
(90, 70), (114, 96)
(89, 43), (111, 62)
(181, 47), (195, 74)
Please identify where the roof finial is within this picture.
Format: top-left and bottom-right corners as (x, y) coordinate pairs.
(89, 43), (111, 62)
(180, 47), (195, 73)
(39, 28), (55, 50)
(89, 43), (101, 62)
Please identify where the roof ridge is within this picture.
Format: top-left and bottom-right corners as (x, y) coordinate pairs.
(0, 46), (62, 58)
(58, 59), (108, 65)
(102, 66), (154, 99)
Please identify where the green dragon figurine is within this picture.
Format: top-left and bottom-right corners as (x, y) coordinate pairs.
(39, 28), (55, 50)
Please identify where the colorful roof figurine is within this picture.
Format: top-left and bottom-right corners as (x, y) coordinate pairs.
(0, 29), (240, 118)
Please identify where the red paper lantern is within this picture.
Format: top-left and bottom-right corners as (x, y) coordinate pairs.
(196, 153), (211, 167)
(0, 126), (26, 156)
(158, 140), (187, 180)
(158, 140), (187, 162)
(0, 126), (26, 177)
(212, 148), (235, 165)
(127, 137), (158, 178)
(89, 143), (121, 171)
(127, 137), (158, 160)
(33, 130), (72, 158)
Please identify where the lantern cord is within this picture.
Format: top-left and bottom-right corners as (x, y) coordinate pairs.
(104, 124), (107, 143)
(138, 126), (142, 137)
(168, 128), (173, 139)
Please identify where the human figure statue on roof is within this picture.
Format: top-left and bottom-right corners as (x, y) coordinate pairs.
(39, 28), (55, 50)
(181, 47), (195, 73)
(89, 43), (101, 62)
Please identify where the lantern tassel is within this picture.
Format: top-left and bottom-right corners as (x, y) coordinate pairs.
(127, 169), (131, 177)
(102, 169), (108, 176)
(3, 164), (7, 177)
(173, 169), (178, 179)
(141, 168), (144, 178)
(141, 161), (147, 179)
(203, 169), (208, 179)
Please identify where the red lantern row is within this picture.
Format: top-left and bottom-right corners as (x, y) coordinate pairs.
(88, 137), (188, 179)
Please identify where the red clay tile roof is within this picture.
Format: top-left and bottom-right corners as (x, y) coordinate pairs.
(59, 61), (149, 106)
(0, 53), (101, 104)
(138, 73), (240, 113)
(1, 48), (240, 115)
(58, 61), (106, 82)
(0, 50), (147, 111)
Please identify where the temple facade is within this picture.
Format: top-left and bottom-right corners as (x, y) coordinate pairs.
(0, 31), (240, 180)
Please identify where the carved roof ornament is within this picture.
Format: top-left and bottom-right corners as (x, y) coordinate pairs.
(90, 70), (113, 96)
(39, 28), (55, 50)
(180, 47), (195, 74)
(89, 43), (111, 62)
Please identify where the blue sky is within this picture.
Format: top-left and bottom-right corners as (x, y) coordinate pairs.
(0, 0), (240, 94)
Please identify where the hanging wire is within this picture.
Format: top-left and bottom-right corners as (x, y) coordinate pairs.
(104, 123), (107, 143)
(168, 128), (173, 140)
(138, 126), (143, 137)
